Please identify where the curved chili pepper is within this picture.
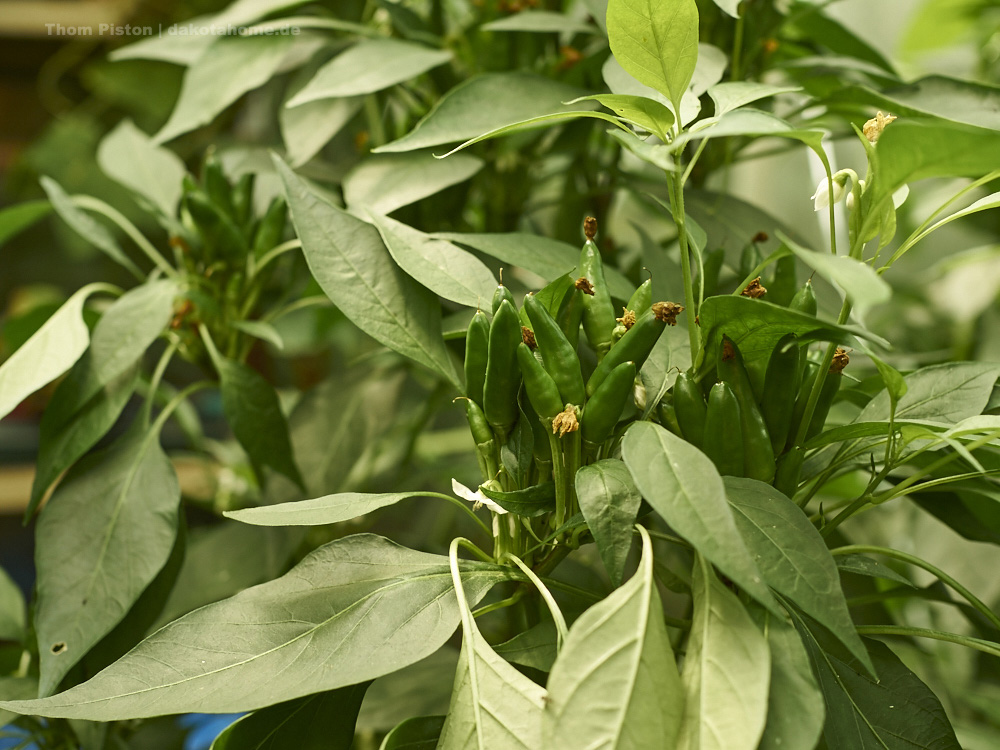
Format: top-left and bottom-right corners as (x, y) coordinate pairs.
(586, 305), (673, 396)
(626, 278), (652, 318)
(581, 360), (635, 446)
(525, 293), (586, 406)
(673, 370), (707, 450)
(464, 309), (490, 406)
(516, 342), (563, 420)
(483, 300), (522, 438)
(703, 382), (744, 477)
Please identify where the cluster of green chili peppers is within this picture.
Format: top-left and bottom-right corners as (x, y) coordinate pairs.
(460, 219), (683, 555)
(664, 270), (849, 498)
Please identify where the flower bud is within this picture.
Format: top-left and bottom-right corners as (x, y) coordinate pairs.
(811, 175), (846, 211)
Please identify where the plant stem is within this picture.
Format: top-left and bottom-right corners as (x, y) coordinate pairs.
(141, 340), (179, 428)
(669, 167), (700, 360)
(547, 431), (567, 534)
(504, 554), (568, 648)
(855, 625), (1000, 659)
(72, 195), (177, 279)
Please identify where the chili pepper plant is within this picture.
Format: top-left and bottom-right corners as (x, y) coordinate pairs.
(3, 0), (1000, 748)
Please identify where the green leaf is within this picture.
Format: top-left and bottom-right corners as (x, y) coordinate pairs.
(0, 200), (51, 249)
(425, 556), (545, 750)
(34, 422), (181, 696)
(0, 283), (113, 422)
(0, 678), (37, 729)
(215, 356), (303, 489)
(493, 622), (558, 673)
(835, 554), (915, 588)
(380, 716), (446, 750)
(0, 567), (25, 642)
(358, 648), (459, 733)
(375, 73), (590, 153)
(793, 613), (962, 750)
(1, 535), (510, 719)
(671, 109), (827, 156)
(873, 119), (1000, 206)
(97, 120), (187, 218)
(344, 152), (483, 216)
(231, 320), (285, 350)
(677, 554), (770, 750)
(434, 232), (635, 300)
(724, 477), (876, 676)
(621, 422), (779, 613)
(369, 213), (496, 308)
(575, 460), (641, 585)
(757, 613), (824, 750)
(479, 483), (556, 517)
(606, 0), (699, 113)
(274, 156), (460, 388)
(40, 177), (141, 276)
(707, 82), (801, 117)
(281, 95), (363, 167)
(226, 491), (432, 526)
(858, 362), (1000, 423)
(286, 39), (451, 104)
(697, 295), (887, 375)
(544, 527), (683, 750)
(155, 34), (296, 143)
(211, 683), (369, 749)
(30, 365), (139, 519)
(572, 94), (674, 140)
(481, 10), (597, 33)
(780, 233), (891, 319)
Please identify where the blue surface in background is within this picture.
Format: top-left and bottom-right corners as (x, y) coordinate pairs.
(0, 713), (243, 750)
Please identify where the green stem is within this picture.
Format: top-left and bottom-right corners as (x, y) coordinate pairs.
(72, 196), (177, 279)
(548, 431), (567, 533)
(262, 295), (330, 323)
(141, 340), (179, 428)
(504, 554), (569, 648)
(832, 545), (1000, 632)
(791, 298), (852, 449)
(670, 167), (700, 361)
(854, 625), (1000, 659)
(730, 3), (745, 82)
(148, 381), (212, 439)
(423, 493), (493, 538)
(364, 94), (387, 148)
(253, 239), (302, 278)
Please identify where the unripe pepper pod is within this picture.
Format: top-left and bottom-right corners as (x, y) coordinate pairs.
(673, 370), (708, 450)
(253, 197), (287, 256)
(525, 293), (586, 406)
(718, 335), (776, 483)
(578, 218), (617, 359)
(626, 277), (653, 318)
(516, 342), (563, 421)
(581, 360), (636, 445)
(483, 300), (522, 438)
(774, 447), (804, 498)
(760, 334), (802, 453)
(492, 274), (516, 316)
(789, 278), (818, 316)
(805, 348), (848, 440)
(464, 309), (490, 406)
(703, 382), (744, 477)
(770, 254), (797, 307)
(459, 397), (494, 447)
(585, 302), (680, 396)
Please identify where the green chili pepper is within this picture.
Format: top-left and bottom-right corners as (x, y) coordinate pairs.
(773, 447), (804, 499)
(462, 398), (494, 446)
(703, 382), (744, 477)
(517, 342), (563, 420)
(586, 305), (672, 396)
(203, 156), (236, 219)
(464, 309), (490, 406)
(252, 197), (287, 257)
(658, 398), (683, 437)
(557, 287), (586, 349)
(789, 278), (817, 316)
(701, 248), (725, 298)
(520, 389), (551, 462)
(232, 173), (255, 229)
(788, 360), (820, 451)
(578, 237), (617, 359)
(626, 278), (652, 318)
(483, 300), (522, 438)
(739, 241), (763, 281)
(759, 334), (802, 453)
(673, 370), (707, 450)
(184, 191), (247, 260)
(770, 254), (797, 307)
(581, 360), (635, 445)
(492, 283), (515, 316)
(718, 335), (775, 483)
(525, 294), (586, 406)
(806, 369), (843, 440)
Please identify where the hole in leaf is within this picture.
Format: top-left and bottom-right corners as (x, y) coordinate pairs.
(51, 642), (67, 655)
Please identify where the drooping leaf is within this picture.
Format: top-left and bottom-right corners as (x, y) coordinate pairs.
(858, 362), (1000, 423)
(214, 355), (303, 489)
(793, 612), (961, 750)
(274, 156), (460, 388)
(34, 422), (181, 696)
(369, 213), (496, 308)
(0, 283), (113, 422)
(0, 567), (25, 643)
(725, 477), (875, 675)
(493, 622), (558, 673)
(286, 39), (451, 104)
(155, 34), (296, 143)
(375, 73), (590, 153)
(40, 177), (141, 276)
(380, 715), (446, 750)
(211, 683), (369, 749)
(756, 612), (824, 750)
(575, 460), (641, 585)
(544, 527), (683, 750)
(621, 422), (779, 613)
(1, 535), (510, 719)
(281, 95), (364, 167)
(0, 200), (51, 248)
(97, 120), (187, 218)
(606, 0), (699, 113)
(678, 554), (770, 750)
(343, 152), (483, 216)
(227, 491), (432, 526)
(481, 10), (597, 33)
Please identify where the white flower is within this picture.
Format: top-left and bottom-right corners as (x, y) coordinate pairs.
(452, 478), (508, 515)
(846, 179), (865, 211)
(811, 176), (847, 211)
